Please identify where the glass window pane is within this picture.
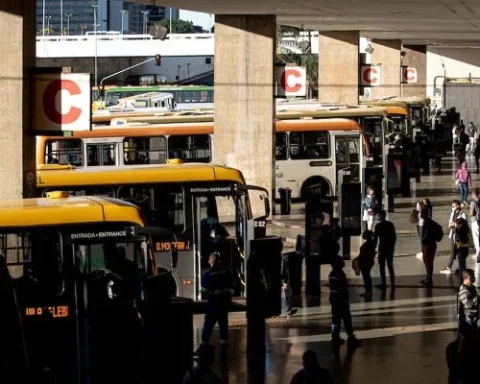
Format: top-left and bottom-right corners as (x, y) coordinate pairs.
(168, 135), (211, 162)
(289, 131), (329, 160)
(123, 137), (167, 165)
(46, 139), (84, 166)
(87, 144), (100, 166)
(102, 144), (116, 166)
(275, 133), (288, 160)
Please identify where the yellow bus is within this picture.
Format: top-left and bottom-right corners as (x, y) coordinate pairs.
(36, 117), (369, 198)
(36, 162), (270, 300)
(0, 192), (181, 382)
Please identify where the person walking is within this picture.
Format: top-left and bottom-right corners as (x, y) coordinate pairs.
(374, 210), (397, 290)
(279, 253), (297, 318)
(414, 201), (425, 260)
(455, 161), (472, 206)
(474, 139), (480, 174)
(420, 209), (442, 287)
(328, 254), (362, 348)
(199, 252), (233, 349)
(442, 200), (467, 275)
(358, 230), (376, 298)
(362, 185), (379, 231)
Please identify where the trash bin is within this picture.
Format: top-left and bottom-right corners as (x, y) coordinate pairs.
(278, 187), (292, 215)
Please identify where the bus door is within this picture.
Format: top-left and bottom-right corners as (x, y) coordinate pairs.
(85, 138), (120, 167)
(190, 185), (248, 299)
(334, 134), (361, 194)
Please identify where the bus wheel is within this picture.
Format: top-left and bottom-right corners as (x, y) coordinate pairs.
(300, 177), (330, 201)
(157, 268), (178, 297)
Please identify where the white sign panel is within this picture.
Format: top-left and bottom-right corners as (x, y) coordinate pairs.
(401, 66), (418, 84)
(360, 65), (381, 87)
(34, 73), (91, 131)
(275, 66), (307, 97)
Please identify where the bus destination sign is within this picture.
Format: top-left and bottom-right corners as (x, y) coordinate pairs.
(25, 305), (69, 318)
(155, 241), (191, 252)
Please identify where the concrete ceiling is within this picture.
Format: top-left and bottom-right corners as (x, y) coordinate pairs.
(139, 0), (480, 45)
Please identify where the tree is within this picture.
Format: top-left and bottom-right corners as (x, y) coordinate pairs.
(276, 25), (318, 98)
(156, 18), (205, 34)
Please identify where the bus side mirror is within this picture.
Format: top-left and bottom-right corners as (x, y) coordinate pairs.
(171, 247), (178, 269)
(264, 196), (271, 217)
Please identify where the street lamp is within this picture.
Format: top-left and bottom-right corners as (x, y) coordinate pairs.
(42, 0), (46, 36)
(60, 0), (63, 36)
(92, 2), (100, 88)
(141, 10), (149, 35)
(120, 10), (127, 34)
(65, 13), (72, 36)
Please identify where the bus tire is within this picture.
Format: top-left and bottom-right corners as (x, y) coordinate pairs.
(300, 177), (330, 201)
(157, 268), (179, 297)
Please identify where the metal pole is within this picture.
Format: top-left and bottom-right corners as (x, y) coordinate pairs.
(60, 0), (63, 35)
(169, 8), (172, 33)
(99, 56), (156, 88)
(92, 3), (98, 88)
(65, 13), (72, 36)
(42, 0), (45, 36)
(121, 10), (124, 34)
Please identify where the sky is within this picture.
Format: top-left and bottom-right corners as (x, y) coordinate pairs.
(179, 10), (214, 31)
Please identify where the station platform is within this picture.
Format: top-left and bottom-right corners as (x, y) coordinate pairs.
(193, 154), (479, 383)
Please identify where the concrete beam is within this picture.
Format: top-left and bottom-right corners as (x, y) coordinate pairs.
(0, 2), (36, 199)
(401, 45), (426, 98)
(214, 15), (276, 209)
(318, 31), (359, 105)
(370, 39), (401, 99)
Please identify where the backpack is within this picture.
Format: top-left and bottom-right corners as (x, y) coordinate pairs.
(431, 220), (444, 242)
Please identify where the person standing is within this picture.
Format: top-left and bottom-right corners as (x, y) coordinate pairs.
(362, 185), (379, 231)
(467, 122), (476, 153)
(458, 269), (479, 354)
(455, 217), (471, 279)
(328, 255), (362, 348)
(358, 230), (376, 298)
(199, 252), (233, 349)
(374, 210), (397, 290)
(469, 189), (480, 265)
(279, 253), (297, 318)
(420, 209), (440, 286)
(442, 200), (467, 274)
(414, 201), (425, 260)
(452, 124), (459, 151)
(455, 162), (472, 206)
(474, 139), (480, 174)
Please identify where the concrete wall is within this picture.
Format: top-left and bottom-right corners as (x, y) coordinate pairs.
(318, 31), (359, 105)
(214, 15), (276, 212)
(402, 45), (426, 98)
(427, 47), (480, 108)
(0, 2), (36, 199)
(370, 40), (401, 99)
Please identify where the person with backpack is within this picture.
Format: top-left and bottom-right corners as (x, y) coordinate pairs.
(420, 208), (443, 287)
(442, 200), (468, 275)
(455, 161), (472, 206)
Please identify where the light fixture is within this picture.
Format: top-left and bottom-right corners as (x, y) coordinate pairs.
(365, 44), (374, 54)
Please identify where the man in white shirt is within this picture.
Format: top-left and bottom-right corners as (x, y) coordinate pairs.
(441, 200), (467, 274)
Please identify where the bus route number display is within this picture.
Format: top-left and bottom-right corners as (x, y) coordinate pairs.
(25, 305), (69, 318)
(155, 241), (190, 252)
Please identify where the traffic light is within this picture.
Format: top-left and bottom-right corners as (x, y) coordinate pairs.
(154, 54), (162, 66)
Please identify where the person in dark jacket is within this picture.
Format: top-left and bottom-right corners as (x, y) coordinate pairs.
(374, 210), (397, 290)
(290, 350), (334, 384)
(329, 254), (362, 348)
(358, 230), (376, 298)
(420, 209), (437, 287)
(200, 253), (233, 348)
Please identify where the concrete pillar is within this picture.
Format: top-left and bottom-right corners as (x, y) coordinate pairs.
(0, 2), (36, 199)
(370, 40), (401, 99)
(401, 45), (427, 98)
(214, 15), (276, 208)
(318, 31), (359, 105)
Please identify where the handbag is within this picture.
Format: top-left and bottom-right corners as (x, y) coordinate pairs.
(352, 257), (361, 276)
(409, 209), (419, 225)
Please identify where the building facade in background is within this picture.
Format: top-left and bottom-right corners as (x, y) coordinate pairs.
(36, 0), (179, 35)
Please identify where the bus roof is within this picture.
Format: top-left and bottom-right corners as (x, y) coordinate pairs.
(276, 118), (362, 132)
(105, 85), (214, 92)
(37, 163), (246, 188)
(276, 106), (391, 119)
(0, 195), (145, 228)
(92, 111), (214, 124)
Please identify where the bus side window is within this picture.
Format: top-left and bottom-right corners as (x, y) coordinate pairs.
(168, 135), (211, 163)
(289, 131), (329, 160)
(102, 144), (116, 166)
(123, 137), (167, 165)
(275, 133), (288, 160)
(46, 139), (84, 166)
(87, 144), (100, 166)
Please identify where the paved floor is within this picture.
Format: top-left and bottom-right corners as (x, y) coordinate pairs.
(193, 154), (480, 384)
